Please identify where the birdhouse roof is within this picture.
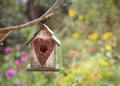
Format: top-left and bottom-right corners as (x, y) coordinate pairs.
(25, 24), (61, 46)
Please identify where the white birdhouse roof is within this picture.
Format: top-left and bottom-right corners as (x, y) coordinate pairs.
(25, 24), (61, 46)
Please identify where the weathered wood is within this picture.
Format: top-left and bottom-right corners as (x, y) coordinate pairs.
(25, 24), (61, 46)
(34, 38), (55, 66)
(27, 24), (61, 72)
(27, 64), (60, 71)
(31, 29), (56, 68)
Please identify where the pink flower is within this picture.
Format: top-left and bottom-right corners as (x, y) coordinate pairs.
(44, 71), (51, 76)
(21, 54), (28, 62)
(19, 69), (25, 74)
(4, 47), (11, 54)
(5, 69), (15, 79)
(14, 59), (20, 66)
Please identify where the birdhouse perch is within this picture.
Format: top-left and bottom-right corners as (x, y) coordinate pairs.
(27, 24), (61, 71)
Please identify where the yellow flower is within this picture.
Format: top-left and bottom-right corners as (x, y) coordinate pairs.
(89, 33), (99, 40)
(72, 33), (80, 39)
(78, 14), (84, 21)
(99, 60), (109, 66)
(69, 68), (74, 73)
(68, 9), (74, 17)
(105, 45), (112, 51)
(103, 32), (113, 40)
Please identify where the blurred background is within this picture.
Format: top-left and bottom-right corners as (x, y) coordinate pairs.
(0, 0), (120, 86)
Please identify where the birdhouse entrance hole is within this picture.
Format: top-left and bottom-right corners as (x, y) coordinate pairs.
(40, 45), (47, 53)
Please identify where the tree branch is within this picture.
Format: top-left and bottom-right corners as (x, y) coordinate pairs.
(0, 31), (13, 44)
(0, 0), (59, 44)
(0, 0), (59, 32)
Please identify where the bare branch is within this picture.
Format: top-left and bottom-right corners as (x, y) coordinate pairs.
(0, 31), (13, 43)
(46, 13), (54, 18)
(0, 0), (59, 32)
(0, 0), (59, 43)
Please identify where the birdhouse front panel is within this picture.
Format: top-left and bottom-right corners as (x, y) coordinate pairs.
(31, 29), (56, 68)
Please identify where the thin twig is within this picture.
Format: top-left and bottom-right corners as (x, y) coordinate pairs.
(0, 0), (59, 32)
(0, 31), (13, 43)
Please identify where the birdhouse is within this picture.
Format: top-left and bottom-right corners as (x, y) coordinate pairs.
(26, 24), (61, 71)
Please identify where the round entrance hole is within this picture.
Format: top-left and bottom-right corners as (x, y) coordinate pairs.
(40, 45), (47, 53)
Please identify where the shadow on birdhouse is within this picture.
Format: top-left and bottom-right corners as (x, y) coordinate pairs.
(26, 24), (61, 71)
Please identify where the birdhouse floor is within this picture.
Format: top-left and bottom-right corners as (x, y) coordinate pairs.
(27, 64), (60, 72)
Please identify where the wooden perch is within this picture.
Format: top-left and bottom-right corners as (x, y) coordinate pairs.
(0, 0), (59, 43)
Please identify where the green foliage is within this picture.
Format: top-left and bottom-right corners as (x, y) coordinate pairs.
(0, 0), (120, 86)
(35, 0), (57, 7)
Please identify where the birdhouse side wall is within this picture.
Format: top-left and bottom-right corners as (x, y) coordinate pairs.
(46, 45), (56, 67)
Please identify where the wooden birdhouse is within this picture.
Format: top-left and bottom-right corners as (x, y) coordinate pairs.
(27, 24), (61, 71)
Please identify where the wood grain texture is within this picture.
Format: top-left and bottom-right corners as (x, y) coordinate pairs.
(27, 64), (60, 71)
(31, 29), (56, 68)
(34, 38), (55, 66)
